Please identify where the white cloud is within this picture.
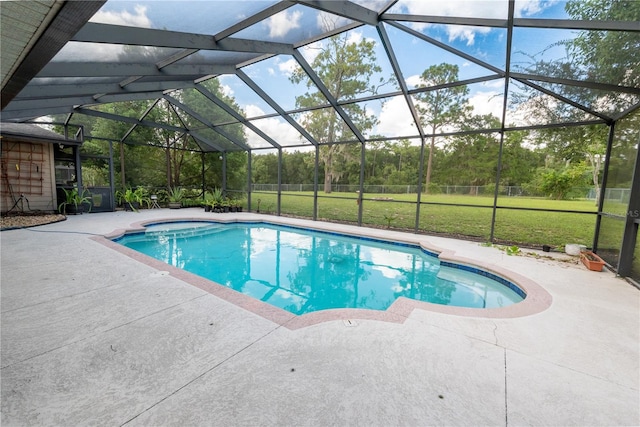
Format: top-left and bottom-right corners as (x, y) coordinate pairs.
(405, 74), (423, 89)
(90, 5), (152, 27)
(402, 0), (554, 44)
(278, 58), (299, 77)
(468, 91), (504, 118)
(346, 31), (363, 45)
(375, 96), (417, 137)
(446, 25), (491, 46)
(54, 41), (123, 62)
(245, 104), (266, 117)
(219, 83), (233, 98)
(403, 1), (506, 20)
(246, 117), (304, 146)
(515, 0), (558, 18)
(267, 9), (302, 39)
(299, 43), (322, 64)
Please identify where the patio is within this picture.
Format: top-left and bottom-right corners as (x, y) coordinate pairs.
(1, 209), (638, 426)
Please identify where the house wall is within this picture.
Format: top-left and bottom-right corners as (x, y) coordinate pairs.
(1, 139), (57, 213)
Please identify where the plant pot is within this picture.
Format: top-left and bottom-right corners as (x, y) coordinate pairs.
(168, 202), (181, 209)
(580, 250), (605, 272)
(65, 204), (84, 215)
(124, 201), (139, 211)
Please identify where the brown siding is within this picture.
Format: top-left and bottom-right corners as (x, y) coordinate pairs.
(1, 139), (56, 213)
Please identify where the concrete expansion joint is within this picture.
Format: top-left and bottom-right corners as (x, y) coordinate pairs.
(120, 323), (284, 426)
(504, 347), (509, 427)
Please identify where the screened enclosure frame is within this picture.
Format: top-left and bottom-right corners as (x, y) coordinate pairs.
(1, 0), (639, 278)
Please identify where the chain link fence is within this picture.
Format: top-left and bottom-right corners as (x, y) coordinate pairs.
(251, 184), (623, 199)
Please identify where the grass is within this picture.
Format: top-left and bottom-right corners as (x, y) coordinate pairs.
(250, 191), (598, 249)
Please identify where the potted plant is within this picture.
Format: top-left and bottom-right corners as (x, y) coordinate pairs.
(116, 187), (139, 211)
(211, 187), (224, 213)
(203, 191), (214, 212)
(221, 197), (230, 213)
(233, 193), (245, 212)
(133, 187), (151, 209)
(580, 250), (606, 272)
(228, 196), (238, 212)
(168, 186), (184, 209)
(58, 188), (92, 215)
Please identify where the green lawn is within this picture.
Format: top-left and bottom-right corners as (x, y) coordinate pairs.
(250, 191), (598, 248)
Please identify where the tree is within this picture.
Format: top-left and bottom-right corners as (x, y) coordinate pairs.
(290, 28), (385, 193)
(382, 140), (421, 186)
(252, 153), (279, 184)
(510, 0), (639, 201)
(414, 63), (471, 192)
(565, 0), (640, 88)
(173, 78), (247, 191)
(539, 163), (590, 200)
(500, 130), (542, 187)
(82, 100), (162, 189)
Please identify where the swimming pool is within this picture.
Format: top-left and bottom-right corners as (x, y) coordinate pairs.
(114, 221), (525, 315)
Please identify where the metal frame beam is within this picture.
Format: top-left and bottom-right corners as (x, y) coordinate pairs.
(162, 94), (249, 151)
(37, 62), (235, 78)
(195, 85), (282, 149)
(514, 18), (640, 32)
(72, 23), (295, 55)
(385, 21), (506, 76)
(514, 78), (613, 123)
(377, 22), (427, 230)
(295, 1), (379, 26)
(16, 80), (197, 100)
(490, 0), (516, 243)
(236, 69), (319, 146)
(617, 129), (640, 276)
(214, 1), (295, 41)
(292, 51), (366, 143)
(510, 72), (640, 96)
(382, 13), (506, 28)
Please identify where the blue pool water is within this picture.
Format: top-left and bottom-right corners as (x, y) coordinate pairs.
(116, 222), (524, 315)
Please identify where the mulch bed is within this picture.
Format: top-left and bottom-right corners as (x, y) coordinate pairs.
(0, 213), (66, 230)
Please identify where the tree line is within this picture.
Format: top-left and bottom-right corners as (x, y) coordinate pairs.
(62, 0), (637, 201)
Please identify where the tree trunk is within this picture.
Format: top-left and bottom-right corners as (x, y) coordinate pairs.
(323, 116), (337, 193)
(371, 149), (376, 178)
(589, 153), (601, 206)
(119, 142), (126, 189)
(425, 135), (435, 193)
(165, 136), (172, 189)
(324, 147), (333, 193)
(171, 145), (183, 188)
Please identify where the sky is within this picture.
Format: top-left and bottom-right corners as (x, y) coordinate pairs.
(61, 0), (584, 149)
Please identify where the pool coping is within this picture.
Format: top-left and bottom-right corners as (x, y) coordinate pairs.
(93, 215), (553, 330)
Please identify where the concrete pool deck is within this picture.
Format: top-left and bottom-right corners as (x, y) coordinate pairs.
(1, 209), (638, 426)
